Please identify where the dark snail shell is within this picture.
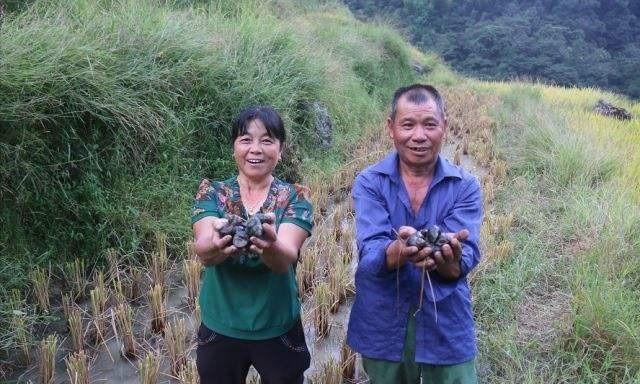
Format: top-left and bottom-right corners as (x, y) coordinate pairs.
(233, 227), (249, 248)
(407, 232), (427, 248)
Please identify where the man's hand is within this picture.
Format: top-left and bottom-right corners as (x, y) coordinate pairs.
(414, 229), (469, 279)
(385, 226), (420, 270)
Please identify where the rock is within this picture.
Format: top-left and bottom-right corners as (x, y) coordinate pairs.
(310, 101), (333, 149)
(593, 99), (632, 120)
(411, 61), (426, 75)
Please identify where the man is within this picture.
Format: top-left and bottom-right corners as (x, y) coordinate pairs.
(347, 84), (483, 384)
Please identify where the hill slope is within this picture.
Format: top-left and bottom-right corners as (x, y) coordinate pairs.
(1, 0), (639, 382)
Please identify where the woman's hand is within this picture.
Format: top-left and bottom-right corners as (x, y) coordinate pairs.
(256, 221), (308, 274)
(193, 217), (238, 266)
(249, 222), (277, 254)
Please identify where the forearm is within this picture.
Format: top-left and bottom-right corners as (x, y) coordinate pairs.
(194, 236), (228, 266)
(261, 239), (298, 273)
(385, 239), (409, 271)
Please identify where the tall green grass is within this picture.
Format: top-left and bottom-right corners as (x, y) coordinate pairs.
(0, 0), (428, 360)
(473, 82), (640, 382)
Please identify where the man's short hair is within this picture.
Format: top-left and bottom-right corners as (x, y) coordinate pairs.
(389, 84), (446, 121)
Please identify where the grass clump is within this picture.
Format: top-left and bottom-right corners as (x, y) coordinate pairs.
(472, 82), (640, 382)
(0, 0), (421, 365)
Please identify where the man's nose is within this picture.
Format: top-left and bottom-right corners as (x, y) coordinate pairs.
(411, 126), (428, 141)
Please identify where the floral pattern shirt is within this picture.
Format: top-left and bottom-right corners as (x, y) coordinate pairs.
(191, 175), (313, 266)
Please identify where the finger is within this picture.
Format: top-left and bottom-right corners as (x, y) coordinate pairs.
(398, 226), (417, 240)
(415, 257), (436, 270)
(411, 247), (430, 262)
(249, 244), (263, 255)
(217, 235), (233, 248)
(401, 245), (419, 258)
(440, 243), (455, 263)
(448, 237), (463, 259)
(250, 236), (269, 249)
(212, 218), (229, 231)
(455, 229), (469, 241)
(262, 212), (276, 224)
(431, 250), (445, 266)
(221, 245), (238, 255)
(262, 223), (277, 241)
(409, 252), (425, 263)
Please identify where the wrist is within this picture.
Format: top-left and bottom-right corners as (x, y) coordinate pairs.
(385, 240), (406, 270)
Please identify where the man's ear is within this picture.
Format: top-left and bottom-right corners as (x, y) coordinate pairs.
(386, 117), (394, 139)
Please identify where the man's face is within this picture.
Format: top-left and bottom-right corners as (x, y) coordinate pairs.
(387, 96), (446, 171)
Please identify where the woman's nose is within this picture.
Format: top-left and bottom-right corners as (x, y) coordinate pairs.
(249, 141), (262, 152)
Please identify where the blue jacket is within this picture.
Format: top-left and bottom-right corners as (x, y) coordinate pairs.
(346, 151), (483, 364)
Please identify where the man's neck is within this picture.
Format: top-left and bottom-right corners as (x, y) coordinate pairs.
(398, 160), (436, 182)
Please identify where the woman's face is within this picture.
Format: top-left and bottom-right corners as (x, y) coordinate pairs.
(233, 119), (282, 181)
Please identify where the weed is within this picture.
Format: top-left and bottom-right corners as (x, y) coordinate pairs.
(38, 335), (57, 384)
(183, 258), (202, 310)
(313, 282), (331, 340)
(340, 342), (357, 383)
(165, 318), (188, 376)
(149, 284), (166, 334)
(65, 350), (89, 384)
(113, 303), (136, 358)
(66, 303), (84, 353)
(30, 267), (50, 314)
(138, 351), (161, 384)
(178, 359), (199, 384)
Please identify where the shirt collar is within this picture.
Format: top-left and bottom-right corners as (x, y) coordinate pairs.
(371, 150), (463, 185)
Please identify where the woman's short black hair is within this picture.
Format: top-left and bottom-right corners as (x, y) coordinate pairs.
(231, 106), (286, 144)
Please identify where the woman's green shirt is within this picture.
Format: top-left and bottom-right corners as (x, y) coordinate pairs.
(191, 176), (313, 340)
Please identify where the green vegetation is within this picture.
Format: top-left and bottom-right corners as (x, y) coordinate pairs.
(2, 0), (640, 382)
(0, 0), (449, 366)
(472, 82), (640, 382)
(344, 0), (640, 99)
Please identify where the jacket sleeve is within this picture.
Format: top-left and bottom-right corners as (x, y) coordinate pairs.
(352, 172), (395, 277)
(441, 176), (483, 277)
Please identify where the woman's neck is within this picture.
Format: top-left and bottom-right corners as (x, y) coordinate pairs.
(237, 174), (273, 192)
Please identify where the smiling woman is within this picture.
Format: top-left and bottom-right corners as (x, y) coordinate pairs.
(190, 106), (314, 384)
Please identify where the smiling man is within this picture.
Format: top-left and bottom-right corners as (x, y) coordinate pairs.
(347, 84), (483, 384)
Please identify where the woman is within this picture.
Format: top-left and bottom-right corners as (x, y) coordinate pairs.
(191, 106), (313, 384)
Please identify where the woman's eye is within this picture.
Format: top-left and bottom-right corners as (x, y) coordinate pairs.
(262, 139), (274, 144)
(239, 137), (251, 143)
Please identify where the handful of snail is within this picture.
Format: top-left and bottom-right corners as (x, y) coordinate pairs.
(218, 213), (275, 250)
(406, 225), (450, 253)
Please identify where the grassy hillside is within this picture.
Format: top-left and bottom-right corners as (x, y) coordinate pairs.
(1, 0), (640, 382)
(0, 0), (453, 371)
(469, 82), (640, 382)
(0, 0), (448, 289)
